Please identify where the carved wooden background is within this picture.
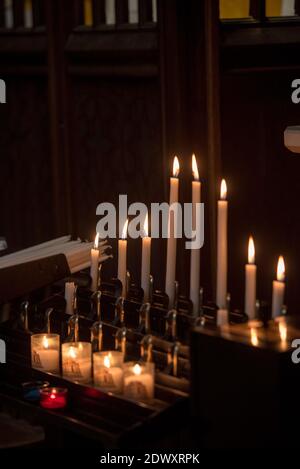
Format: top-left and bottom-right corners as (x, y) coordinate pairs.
(1, 0), (300, 312)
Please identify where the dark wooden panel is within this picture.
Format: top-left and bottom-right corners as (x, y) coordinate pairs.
(32, 0), (45, 27)
(0, 76), (54, 251)
(250, 0), (266, 21)
(93, 0), (106, 26)
(139, 0), (152, 24)
(116, 0), (129, 24)
(0, 0), (4, 28)
(13, 0), (25, 28)
(69, 76), (163, 286)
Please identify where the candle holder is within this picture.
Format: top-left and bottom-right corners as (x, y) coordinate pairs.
(140, 335), (153, 363)
(173, 281), (179, 309)
(40, 387), (68, 409)
(91, 320), (103, 353)
(67, 314), (79, 342)
(138, 302), (151, 334)
(113, 296), (125, 326)
(93, 351), (124, 393)
(94, 290), (102, 321)
(165, 309), (177, 341)
(149, 275), (154, 304)
(45, 307), (54, 333)
(31, 333), (60, 374)
(115, 327), (127, 357)
(97, 264), (102, 290)
(166, 342), (181, 377)
(22, 380), (50, 402)
(20, 300), (30, 332)
(123, 361), (155, 401)
(62, 342), (92, 384)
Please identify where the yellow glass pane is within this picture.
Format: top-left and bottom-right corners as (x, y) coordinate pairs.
(266, 0), (282, 16)
(83, 0), (93, 26)
(220, 0), (250, 19)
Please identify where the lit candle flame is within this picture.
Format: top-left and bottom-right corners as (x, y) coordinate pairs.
(220, 179), (227, 200)
(277, 256), (285, 282)
(192, 154), (199, 181)
(50, 393), (56, 400)
(43, 335), (49, 349)
(143, 214), (149, 238)
(121, 219), (129, 240)
(133, 363), (142, 376)
(104, 355), (111, 368)
(248, 236), (255, 264)
(68, 346), (77, 359)
(250, 328), (259, 347)
(279, 320), (287, 343)
(173, 156), (180, 178)
(94, 232), (99, 249)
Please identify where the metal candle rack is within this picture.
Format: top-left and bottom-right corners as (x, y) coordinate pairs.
(0, 254), (269, 447)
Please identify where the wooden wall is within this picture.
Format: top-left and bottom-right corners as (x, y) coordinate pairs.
(1, 0), (300, 313)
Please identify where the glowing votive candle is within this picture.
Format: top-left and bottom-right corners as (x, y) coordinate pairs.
(62, 342), (92, 384)
(40, 387), (68, 409)
(123, 362), (154, 401)
(31, 334), (60, 374)
(93, 351), (124, 393)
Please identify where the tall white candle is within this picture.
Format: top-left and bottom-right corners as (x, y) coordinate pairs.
(129, 0), (139, 23)
(272, 256), (285, 318)
(105, 0), (116, 25)
(90, 233), (100, 292)
(245, 236), (257, 320)
(165, 156), (180, 307)
(190, 154), (201, 315)
(141, 214), (151, 301)
(216, 179), (228, 309)
(64, 281), (76, 315)
(118, 220), (128, 297)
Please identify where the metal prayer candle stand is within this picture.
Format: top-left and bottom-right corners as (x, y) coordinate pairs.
(0, 255), (194, 447)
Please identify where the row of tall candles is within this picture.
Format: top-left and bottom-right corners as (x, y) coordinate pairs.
(31, 335), (154, 400)
(89, 155), (286, 319)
